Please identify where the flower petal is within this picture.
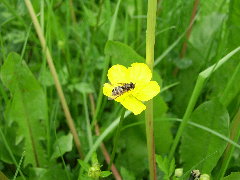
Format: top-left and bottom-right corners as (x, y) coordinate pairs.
(132, 81), (160, 101)
(128, 63), (152, 84)
(103, 83), (114, 99)
(108, 64), (129, 85)
(120, 95), (146, 115)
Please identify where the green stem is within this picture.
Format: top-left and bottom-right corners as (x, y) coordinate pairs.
(216, 109), (240, 179)
(146, 0), (157, 179)
(220, 60), (240, 106)
(53, 121), (71, 180)
(0, 128), (26, 180)
(136, 0), (143, 46)
(84, 111), (131, 162)
(91, 0), (122, 128)
(168, 76), (205, 160)
(24, 0), (83, 158)
(108, 108), (125, 170)
(13, 151), (25, 180)
(83, 93), (93, 148)
(216, 59), (240, 179)
(168, 47), (240, 161)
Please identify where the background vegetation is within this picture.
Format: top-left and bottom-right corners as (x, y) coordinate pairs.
(0, 0), (240, 179)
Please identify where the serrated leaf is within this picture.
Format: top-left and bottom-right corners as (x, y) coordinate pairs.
(169, 159), (176, 176)
(104, 40), (145, 67)
(180, 99), (229, 174)
(156, 155), (168, 174)
(51, 133), (73, 159)
(156, 155), (175, 179)
(0, 52), (47, 166)
(223, 172), (240, 180)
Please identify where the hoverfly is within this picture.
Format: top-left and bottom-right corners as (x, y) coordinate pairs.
(108, 82), (135, 100)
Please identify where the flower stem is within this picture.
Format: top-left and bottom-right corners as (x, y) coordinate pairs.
(146, 0), (157, 179)
(108, 108), (126, 170)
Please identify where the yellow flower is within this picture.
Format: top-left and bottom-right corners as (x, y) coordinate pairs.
(103, 63), (160, 115)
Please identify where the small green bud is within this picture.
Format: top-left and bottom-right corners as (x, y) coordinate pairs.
(174, 168), (183, 177)
(200, 174), (210, 180)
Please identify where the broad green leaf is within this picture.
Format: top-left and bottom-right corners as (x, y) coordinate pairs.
(153, 70), (173, 155)
(116, 118), (148, 178)
(152, 71), (173, 155)
(51, 133), (73, 159)
(189, 13), (225, 59)
(0, 52), (47, 167)
(100, 171), (112, 178)
(104, 40), (145, 67)
(223, 172), (240, 180)
(180, 99), (229, 174)
(153, 96), (172, 155)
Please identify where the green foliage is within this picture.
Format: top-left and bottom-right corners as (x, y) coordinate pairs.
(116, 118), (148, 178)
(156, 155), (175, 180)
(153, 95), (173, 155)
(223, 172), (240, 180)
(120, 167), (136, 180)
(29, 166), (69, 180)
(180, 99), (229, 174)
(78, 153), (111, 179)
(0, 0), (240, 179)
(1, 52), (47, 167)
(51, 133), (73, 159)
(210, 0), (240, 108)
(105, 40), (145, 66)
